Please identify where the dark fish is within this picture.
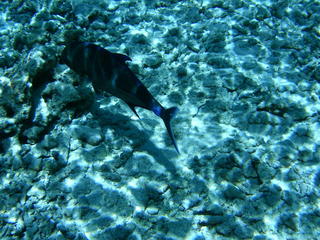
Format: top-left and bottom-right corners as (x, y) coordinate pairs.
(61, 42), (179, 153)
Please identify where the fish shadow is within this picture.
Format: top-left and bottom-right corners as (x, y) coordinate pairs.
(89, 100), (178, 175)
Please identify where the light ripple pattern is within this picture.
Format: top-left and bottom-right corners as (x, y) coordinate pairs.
(0, 0), (320, 239)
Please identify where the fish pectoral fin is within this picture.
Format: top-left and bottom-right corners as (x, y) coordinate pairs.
(126, 102), (140, 119)
(113, 53), (132, 63)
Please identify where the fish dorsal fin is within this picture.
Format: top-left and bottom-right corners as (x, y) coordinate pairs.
(113, 53), (132, 63)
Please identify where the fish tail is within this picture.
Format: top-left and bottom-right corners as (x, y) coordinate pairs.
(160, 107), (179, 154)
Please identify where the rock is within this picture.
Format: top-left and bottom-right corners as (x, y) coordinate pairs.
(207, 55), (232, 69)
(242, 58), (257, 70)
(12, 156), (22, 170)
(253, 235), (270, 240)
(226, 167), (244, 183)
(166, 27), (181, 37)
(72, 177), (96, 197)
(243, 159), (258, 178)
(29, 155), (42, 171)
(46, 179), (70, 200)
(204, 28), (227, 53)
(195, 203), (224, 216)
(43, 82), (84, 112)
(146, 207), (159, 215)
(130, 183), (163, 207)
(93, 224), (135, 240)
(283, 190), (300, 208)
(284, 167), (299, 181)
(71, 125), (103, 146)
(300, 210), (320, 231)
(77, 206), (100, 220)
(22, 126), (44, 144)
(57, 223), (76, 239)
(260, 184), (282, 207)
(278, 213), (298, 231)
(314, 169), (320, 186)
(101, 189), (134, 217)
(183, 6), (201, 23)
(223, 184), (246, 200)
(255, 5), (271, 20)
(130, 34), (148, 44)
(290, 125), (313, 144)
(168, 218), (192, 238)
(22, 152), (36, 169)
(50, 0), (72, 15)
(40, 135), (59, 150)
(101, 172), (122, 182)
(192, 235), (205, 240)
(82, 145), (108, 162)
(190, 177), (208, 194)
(0, 1), (319, 239)
(233, 37), (263, 57)
(86, 216), (113, 231)
(0, 118), (16, 138)
(201, 215), (226, 226)
(44, 20), (59, 33)
(234, 224), (254, 239)
(168, 91), (184, 105)
(270, 1), (289, 18)
(257, 162), (276, 182)
(215, 215), (236, 236)
(176, 65), (187, 77)
(144, 54), (162, 68)
(43, 155), (66, 174)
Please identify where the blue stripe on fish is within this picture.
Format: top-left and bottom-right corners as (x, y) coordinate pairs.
(61, 42), (180, 153)
(152, 105), (162, 117)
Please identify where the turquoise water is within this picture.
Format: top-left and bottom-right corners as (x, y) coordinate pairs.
(1, 0), (320, 239)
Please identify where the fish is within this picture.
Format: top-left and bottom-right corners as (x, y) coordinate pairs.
(61, 42), (179, 153)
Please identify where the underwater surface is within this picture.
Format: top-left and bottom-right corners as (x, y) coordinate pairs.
(1, 0), (320, 239)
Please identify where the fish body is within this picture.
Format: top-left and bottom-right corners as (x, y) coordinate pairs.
(61, 42), (179, 153)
